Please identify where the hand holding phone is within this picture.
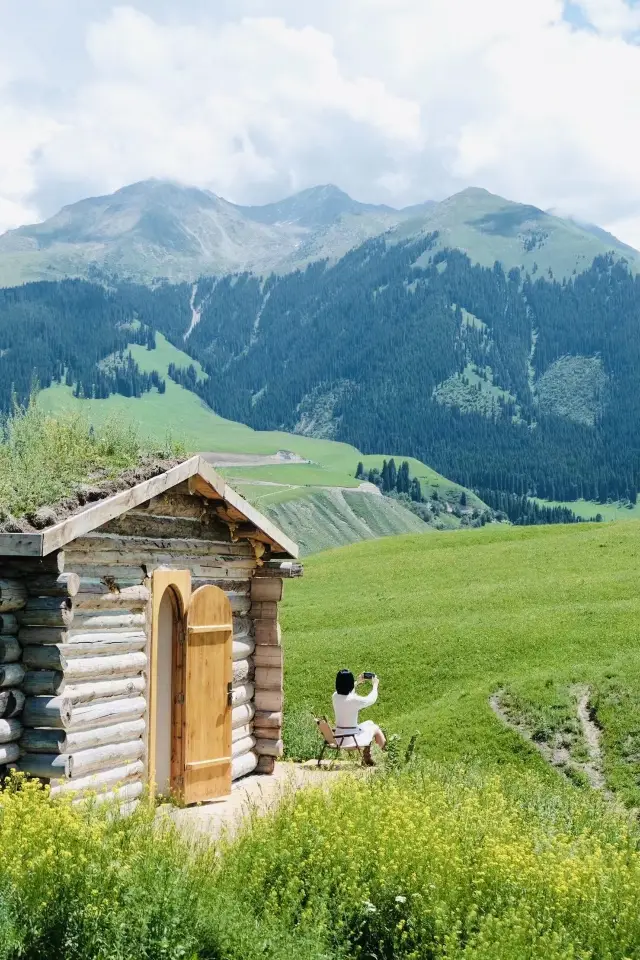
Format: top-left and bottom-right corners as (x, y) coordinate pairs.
(363, 671), (376, 680)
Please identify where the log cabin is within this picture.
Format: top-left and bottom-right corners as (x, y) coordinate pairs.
(0, 456), (301, 809)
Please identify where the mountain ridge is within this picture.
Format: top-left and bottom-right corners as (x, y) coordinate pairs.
(0, 178), (636, 287)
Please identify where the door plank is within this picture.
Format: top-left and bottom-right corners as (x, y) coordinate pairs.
(184, 585), (232, 803)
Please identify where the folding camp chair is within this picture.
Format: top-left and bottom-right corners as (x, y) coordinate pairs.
(315, 716), (363, 766)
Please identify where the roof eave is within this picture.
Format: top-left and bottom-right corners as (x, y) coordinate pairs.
(0, 455), (298, 560)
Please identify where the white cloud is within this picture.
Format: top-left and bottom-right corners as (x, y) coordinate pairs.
(1, 0), (640, 248)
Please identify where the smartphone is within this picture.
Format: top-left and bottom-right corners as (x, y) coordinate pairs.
(363, 671), (376, 679)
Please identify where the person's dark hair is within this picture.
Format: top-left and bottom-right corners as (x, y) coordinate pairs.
(335, 669), (355, 695)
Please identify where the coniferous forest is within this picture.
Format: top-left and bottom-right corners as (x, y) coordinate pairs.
(2, 234), (640, 512)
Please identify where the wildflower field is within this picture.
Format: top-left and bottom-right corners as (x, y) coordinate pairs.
(3, 765), (640, 959)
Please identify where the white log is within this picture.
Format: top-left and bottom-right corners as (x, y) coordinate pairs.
(22, 696), (73, 728)
(255, 738), (284, 758)
(20, 597), (73, 627)
(73, 587), (149, 611)
(73, 781), (144, 807)
(0, 664), (25, 688)
(22, 671), (63, 696)
(0, 719), (22, 743)
(0, 614), (18, 635)
(63, 652), (147, 682)
(0, 636), (20, 663)
(64, 633), (148, 655)
(20, 718), (146, 754)
(232, 658), (254, 684)
(70, 613), (145, 633)
(0, 579), (27, 612)
(232, 723), (252, 743)
(233, 616), (252, 636)
(232, 637), (255, 661)
(0, 743), (19, 764)
(69, 549), (253, 576)
(232, 702), (255, 728)
(27, 573), (80, 598)
(231, 750), (257, 781)
(232, 735), (256, 759)
(69, 738), (145, 778)
(21, 632), (147, 657)
(255, 690), (283, 712)
(67, 697), (146, 731)
(0, 689), (25, 719)
(69, 534), (253, 557)
(77, 577), (145, 596)
(231, 682), (254, 708)
(254, 710), (282, 730)
(49, 760), (144, 796)
(17, 753), (71, 779)
(73, 565), (147, 582)
(64, 676), (146, 705)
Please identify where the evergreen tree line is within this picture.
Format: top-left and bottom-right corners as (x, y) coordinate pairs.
(476, 489), (602, 526)
(168, 363), (200, 391)
(6, 242), (640, 515)
(73, 354), (165, 400)
(355, 459), (423, 502)
(0, 280), (166, 407)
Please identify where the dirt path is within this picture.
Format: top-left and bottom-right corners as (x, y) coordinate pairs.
(490, 688), (608, 793)
(162, 762), (352, 840)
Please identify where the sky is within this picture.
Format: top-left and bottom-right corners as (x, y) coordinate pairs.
(2, 0), (640, 245)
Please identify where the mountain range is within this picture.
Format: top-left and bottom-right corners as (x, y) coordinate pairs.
(2, 177), (640, 523)
(0, 179), (636, 287)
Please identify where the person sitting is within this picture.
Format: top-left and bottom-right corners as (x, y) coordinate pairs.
(332, 669), (386, 766)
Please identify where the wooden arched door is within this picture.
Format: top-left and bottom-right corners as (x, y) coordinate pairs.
(183, 585), (233, 804)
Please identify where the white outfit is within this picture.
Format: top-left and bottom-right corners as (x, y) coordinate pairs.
(332, 680), (381, 747)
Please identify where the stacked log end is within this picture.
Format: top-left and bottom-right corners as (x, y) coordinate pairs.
(17, 566), (147, 801)
(0, 573), (29, 780)
(250, 576), (285, 775)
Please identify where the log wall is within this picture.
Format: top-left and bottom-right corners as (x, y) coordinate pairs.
(0, 556), (59, 781)
(0, 480), (295, 803)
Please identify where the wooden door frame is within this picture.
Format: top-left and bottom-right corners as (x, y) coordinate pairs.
(149, 569), (191, 801)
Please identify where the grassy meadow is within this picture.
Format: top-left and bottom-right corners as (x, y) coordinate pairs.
(2, 498), (640, 956)
(282, 521), (640, 805)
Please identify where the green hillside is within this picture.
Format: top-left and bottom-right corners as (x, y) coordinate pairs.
(282, 520), (640, 806)
(39, 333), (484, 552)
(406, 187), (640, 278)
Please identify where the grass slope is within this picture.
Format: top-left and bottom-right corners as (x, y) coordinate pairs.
(38, 333), (483, 550)
(255, 487), (430, 555)
(407, 187), (640, 278)
(282, 521), (640, 805)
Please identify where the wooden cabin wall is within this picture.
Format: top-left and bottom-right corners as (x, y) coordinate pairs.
(0, 572), (28, 780)
(11, 484), (266, 801)
(0, 482), (293, 803)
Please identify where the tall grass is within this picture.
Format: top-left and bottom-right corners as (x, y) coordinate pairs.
(2, 767), (640, 958)
(0, 394), (178, 520)
(221, 763), (640, 959)
(0, 775), (327, 960)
